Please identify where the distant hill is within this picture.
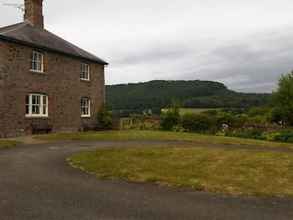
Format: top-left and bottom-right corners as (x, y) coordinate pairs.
(106, 80), (271, 111)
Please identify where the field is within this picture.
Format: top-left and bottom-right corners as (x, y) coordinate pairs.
(68, 146), (293, 197)
(161, 108), (221, 115)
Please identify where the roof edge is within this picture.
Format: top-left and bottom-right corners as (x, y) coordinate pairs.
(0, 34), (108, 65)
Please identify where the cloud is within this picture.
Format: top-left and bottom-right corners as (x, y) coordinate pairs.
(1, 0), (293, 92)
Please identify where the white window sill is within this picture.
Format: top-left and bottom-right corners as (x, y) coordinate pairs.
(25, 115), (49, 118)
(30, 70), (45, 74)
(81, 115), (91, 118)
(80, 78), (90, 82)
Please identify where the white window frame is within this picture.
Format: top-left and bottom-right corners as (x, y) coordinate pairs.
(80, 63), (90, 81)
(25, 94), (48, 118)
(81, 97), (91, 117)
(31, 51), (44, 73)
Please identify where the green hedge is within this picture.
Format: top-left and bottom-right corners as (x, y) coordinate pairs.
(182, 114), (215, 133)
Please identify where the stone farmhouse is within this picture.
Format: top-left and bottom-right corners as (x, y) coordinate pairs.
(0, 0), (108, 137)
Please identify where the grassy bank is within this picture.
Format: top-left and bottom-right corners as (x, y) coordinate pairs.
(0, 140), (19, 149)
(68, 146), (293, 197)
(37, 130), (293, 149)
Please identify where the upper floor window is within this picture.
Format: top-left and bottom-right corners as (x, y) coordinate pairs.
(31, 51), (44, 73)
(81, 97), (91, 117)
(80, 63), (90, 81)
(25, 94), (48, 117)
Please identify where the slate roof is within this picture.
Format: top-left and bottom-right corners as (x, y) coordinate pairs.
(0, 22), (108, 65)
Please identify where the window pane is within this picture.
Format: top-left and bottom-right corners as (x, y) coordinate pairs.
(32, 61), (36, 70)
(43, 96), (47, 105)
(32, 105), (40, 114)
(32, 95), (36, 104)
(43, 105), (47, 115)
(36, 62), (40, 71)
(35, 95), (41, 105)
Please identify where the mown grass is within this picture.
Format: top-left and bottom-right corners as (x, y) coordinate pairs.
(68, 146), (293, 197)
(37, 130), (293, 149)
(0, 140), (19, 149)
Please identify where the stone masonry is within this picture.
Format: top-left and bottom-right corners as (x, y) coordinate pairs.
(0, 40), (105, 137)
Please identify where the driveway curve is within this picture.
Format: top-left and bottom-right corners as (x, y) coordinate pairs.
(0, 141), (293, 220)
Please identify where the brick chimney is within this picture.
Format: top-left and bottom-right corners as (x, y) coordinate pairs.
(24, 0), (44, 29)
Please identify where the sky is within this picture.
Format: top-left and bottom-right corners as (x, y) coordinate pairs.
(1, 0), (293, 93)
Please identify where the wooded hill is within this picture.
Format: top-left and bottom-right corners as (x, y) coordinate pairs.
(106, 80), (271, 111)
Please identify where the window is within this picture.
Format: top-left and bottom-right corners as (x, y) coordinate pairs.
(25, 94), (48, 117)
(31, 51), (44, 73)
(80, 63), (90, 80)
(81, 97), (91, 117)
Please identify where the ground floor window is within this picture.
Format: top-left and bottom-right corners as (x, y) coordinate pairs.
(81, 97), (91, 117)
(26, 94), (48, 117)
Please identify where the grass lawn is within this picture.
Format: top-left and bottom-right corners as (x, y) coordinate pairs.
(68, 146), (293, 197)
(36, 130), (293, 149)
(0, 140), (19, 149)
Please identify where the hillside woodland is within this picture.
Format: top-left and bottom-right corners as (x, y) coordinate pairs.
(106, 80), (270, 112)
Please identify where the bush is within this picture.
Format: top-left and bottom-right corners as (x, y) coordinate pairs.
(270, 107), (289, 126)
(97, 107), (113, 130)
(247, 107), (271, 117)
(246, 115), (267, 124)
(215, 112), (235, 128)
(182, 113), (215, 133)
(272, 130), (293, 143)
(225, 128), (265, 140)
(202, 109), (219, 116)
(160, 106), (180, 131)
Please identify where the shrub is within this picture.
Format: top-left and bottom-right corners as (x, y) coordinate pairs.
(272, 130), (293, 143)
(160, 106), (180, 131)
(232, 114), (249, 128)
(202, 109), (219, 116)
(246, 115), (267, 124)
(97, 107), (113, 130)
(225, 128), (265, 140)
(215, 112), (235, 128)
(247, 107), (271, 117)
(270, 107), (288, 126)
(182, 113), (215, 133)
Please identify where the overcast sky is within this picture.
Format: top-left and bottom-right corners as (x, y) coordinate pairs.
(1, 0), (293, 92)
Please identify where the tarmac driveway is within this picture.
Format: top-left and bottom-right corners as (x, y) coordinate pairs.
(0, 141), (293, 220)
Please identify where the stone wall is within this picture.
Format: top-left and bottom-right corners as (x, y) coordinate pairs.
(0, 41), (6, 137)
(0, 40), (105, 137)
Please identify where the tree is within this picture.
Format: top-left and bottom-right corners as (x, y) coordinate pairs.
(272, 71), (293, 125)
